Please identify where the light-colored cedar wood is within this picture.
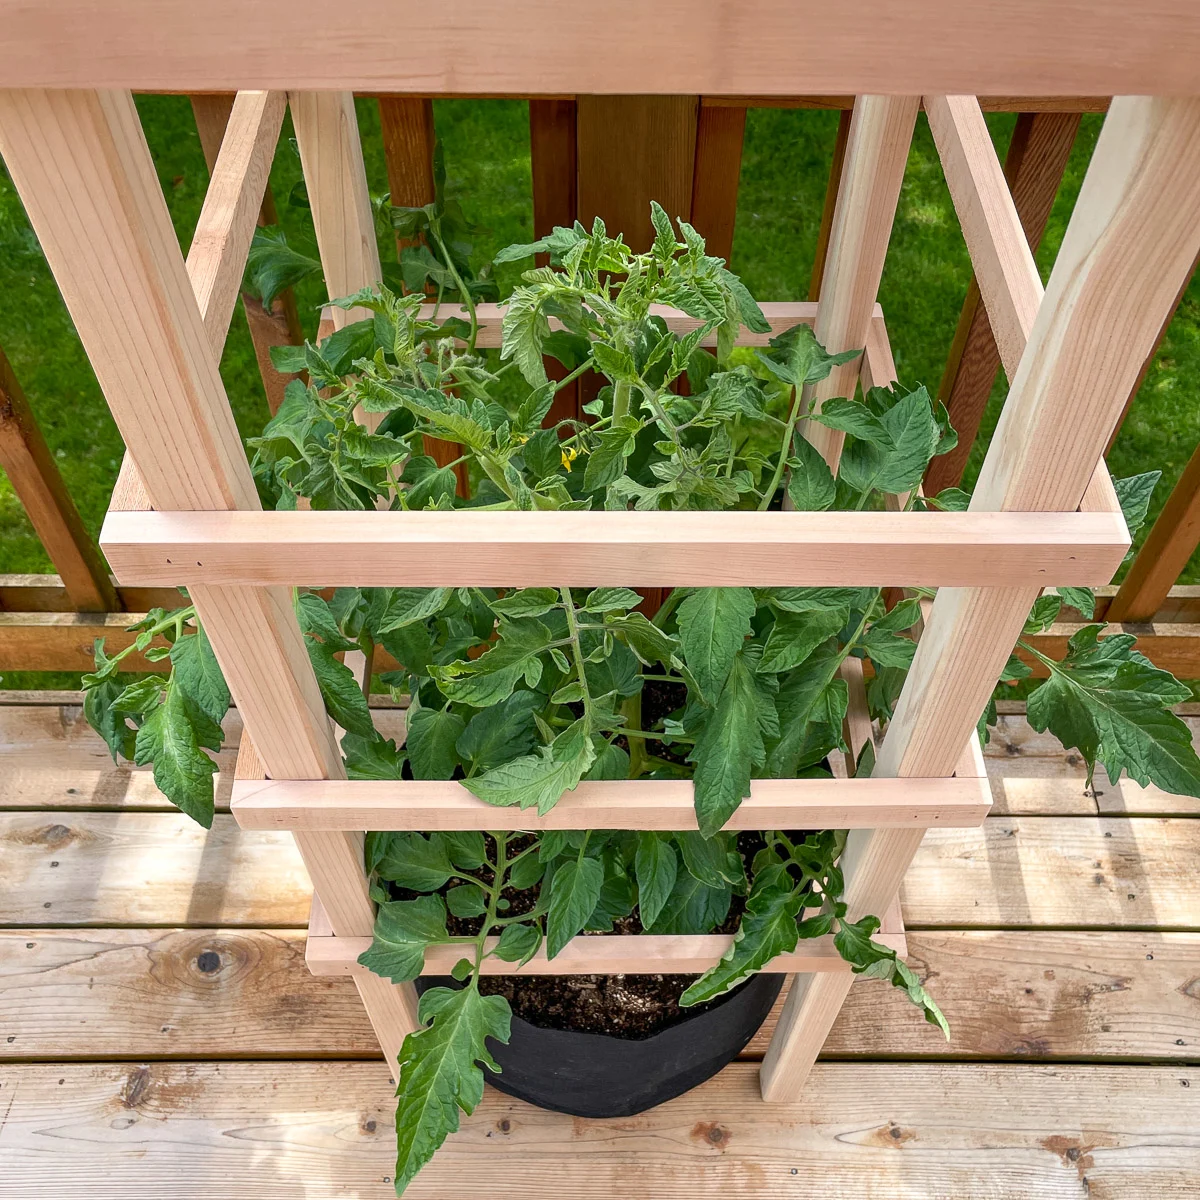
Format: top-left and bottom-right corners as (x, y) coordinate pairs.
(0, 575), (186, 613)
(924, 94), (1043, 380)
(2, 5), (1199, 94)
(3, 1061), (1197, 1199)
(925, 111), (1080, 495)
(288, 91), (381, 329)
(189, 93), (303, 417)
(376, 94), (470, 492)
(1108, 442), (1200, 621)
(702, 96), (1112, 114)
(808, 109), (852, 301)
(306, 928), (907, 979)
(230, 774), (990, 833)
(4, 812), (1199, 930)
(184, 90), (287, 358)
(7, 928), (1198, 1063)
(0, 90), (416, 1063)
(99, 507), (1129, 589)
(763, 98), (1200, 1103)
(800, 96), (919, 468)
(0, 345), (117, 612)
(576, 96), (699, 251)
(0, 612), (168, 673)
(690, 104), (746, 266)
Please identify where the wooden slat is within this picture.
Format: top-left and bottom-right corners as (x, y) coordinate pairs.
(0, 574), (190, 613)
(6, 928), (1197, 1063)
(306, 928), (907, 979)
(577, 95), (699, 251)
(0, 344), (117, 612)
(5, 813), (1194, 931)
(231, 775), (990, 833)
(702, 96), (1113, 114)
(185, 90), (287, 358)
(925, 111), (1080, 495)
(1, 5), (1198, 94)
(377, 95), (435, 251)
(808, 109), (852, 301)
(99, 507), (1129, 589)
(924, 94), (1043, 381)
(690, 103), (746, 265)
(1, 1061), (1196, 1198)
(1108, 442), (1200, 621)
(801, 96), (919, 468)
(190, 92), (303, 416)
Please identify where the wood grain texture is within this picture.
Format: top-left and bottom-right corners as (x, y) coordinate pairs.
(924, 94), (1043, 380)
(100, 507), (1129, 589)
(230, 774), (991, 833)
(801, 96), (919, 468)
(0, 3), (1197, 94)
(7, 928), (1197, 1063)
(0, 344), (116, 611)
(184, 90), (285, 358)
(2, 1061), (1197, 1199)
(808, 109), (852, 301)
(926, 111), (1080, 495)
(690, 104), (745, 265)
(0, 575), (178, 613)
(577, 95), (699, 251)
(288, 91), (381, 328)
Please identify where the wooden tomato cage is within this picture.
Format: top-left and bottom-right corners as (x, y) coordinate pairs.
(1, 7), (1198, 1110)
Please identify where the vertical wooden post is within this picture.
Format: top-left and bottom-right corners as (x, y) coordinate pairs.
(761, 94), (1200, 1103)
(800, 96), (920, 470)
(189, 93), (303, 416)
(924, 111), (1079, 495)
(809, 109), (853, 301)
(0, 343), (117, 611)
(691, 102), (746, 265)
(530, 98), (581, 426)
(0, 87), (417, 1067)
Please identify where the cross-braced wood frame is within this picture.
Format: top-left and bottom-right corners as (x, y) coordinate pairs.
(2, 54), (1199, 1102)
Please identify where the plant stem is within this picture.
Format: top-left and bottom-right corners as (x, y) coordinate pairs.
(612, 379), (632, 423)
(474, 830), (509, 971)
(431, 223), (478, 354)
(559, 587), (595, 730)
(758, 383), (806, 511)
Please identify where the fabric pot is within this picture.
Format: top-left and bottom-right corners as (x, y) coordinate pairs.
(414, 971), (784, 1118)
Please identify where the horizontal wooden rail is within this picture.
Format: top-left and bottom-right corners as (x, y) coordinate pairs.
(306, 926), (908, 978)
(0, 3), (1195, 93)
(100, 508), (1130, 589)
(231, 774), (992, 833)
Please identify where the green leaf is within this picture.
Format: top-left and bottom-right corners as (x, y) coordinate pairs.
(676, 587), (755, 701)
(1114, 471), (1161, 537)
(406, 706), (466, 780)
(445, 884), (487, 918)
(1023, 594), (1063, 635)
(297, 592), (356, 651)
(546, 857), (605, 957)
(463, 719), (596, 814)
(1056, 586), (1096, 619)
(435, 618), (553, 707)
(810, 397), (894, 448)
(758, 607), (847, 675)
(676, 830), (742, 887)
(400, 456), (458, 509)
(378, 833), (456, 891)
(786, 436), (836, 511)
(646, 870), (732, 935)
(168, 626), (230, 726)
(488, 588), (560, 618)
(858, 627), (917, 670)
(681, 866), (802, 1005)
(133, 680), (220, 828)
(456, 691), (541, 773)
(604, 612), (680, 667)
(689, 651), (775, 836)
(592, 341), (638, 384)
(84, 675), (137, 761)
(583, 586), (642, 613)
(306, 639), (375, 738)
(374, 588), (453, 634)
(753, 323), (860, 387)
(243, 226), (322, 308)
(583, 417), (641, 492)
(358, 894), (449, 983)
(493, 922), (541, 967)
(443, 831), (487, 870)
(493, 225), (583, 264)
(1026, 625), (1200, 794)
(634, 833), (679, 930)
(393, 985), (511, 1195)
(929, 486), (971, 512)
(838, 385), (939, 498)
(342, 732), (406, 780)
(521, 429), (562, 481)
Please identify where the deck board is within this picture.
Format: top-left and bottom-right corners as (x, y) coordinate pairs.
(1, 1061), (1197, 1199)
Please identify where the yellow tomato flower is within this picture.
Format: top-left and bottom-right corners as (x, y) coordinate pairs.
(561, 446), (579, 472)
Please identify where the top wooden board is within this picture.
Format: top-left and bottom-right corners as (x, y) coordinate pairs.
(0, 2), (1198, 94)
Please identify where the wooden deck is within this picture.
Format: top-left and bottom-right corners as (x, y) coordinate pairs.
(2, 690), (1199, 1197)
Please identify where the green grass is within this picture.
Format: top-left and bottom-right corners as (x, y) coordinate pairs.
(0, 98), (1197, 687)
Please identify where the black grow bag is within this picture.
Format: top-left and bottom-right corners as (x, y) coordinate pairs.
(414, 970), (784, 1118)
